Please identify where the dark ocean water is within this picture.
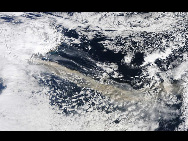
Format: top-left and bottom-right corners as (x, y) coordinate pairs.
(0, 12), (187, 131)
(39, 19), (185, 130)
(0, 79), (6, 94)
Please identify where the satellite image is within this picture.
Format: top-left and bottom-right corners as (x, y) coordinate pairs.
(0, 12), (188, 131)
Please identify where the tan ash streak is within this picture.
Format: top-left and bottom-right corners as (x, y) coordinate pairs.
(29, 59), (182, 102)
